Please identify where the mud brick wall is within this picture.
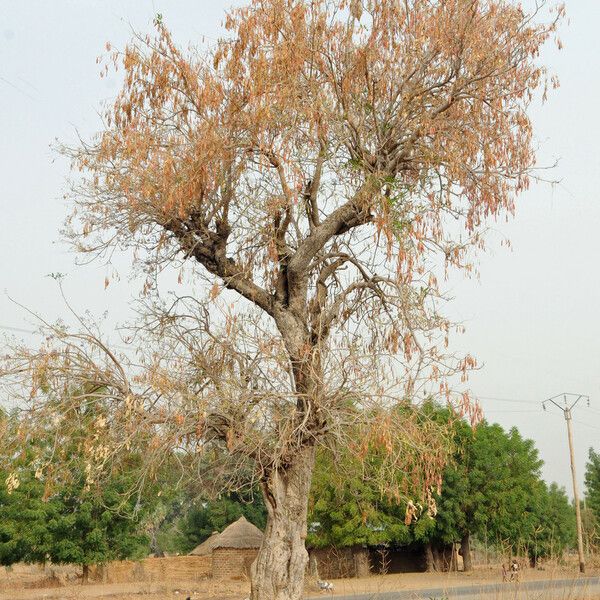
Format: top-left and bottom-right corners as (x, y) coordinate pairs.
(90, 555), (212, 584)
(211, 548), (258, 579)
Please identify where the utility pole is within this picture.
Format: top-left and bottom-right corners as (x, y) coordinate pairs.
(543, 393), (589, 574)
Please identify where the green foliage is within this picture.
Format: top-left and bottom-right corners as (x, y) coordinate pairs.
(308, 448), (411, 548)
(432, 421), (544, 549)
(176, 491), (266, 552)
(309, 404), (572, 560)
(0, 448), (156, 567)
(585, 448), (600, 520)
(44, 468), (152, 566)
(0, 469), (54, 565)
(308, 401), (454, 550)
(527, 482), (575, 563)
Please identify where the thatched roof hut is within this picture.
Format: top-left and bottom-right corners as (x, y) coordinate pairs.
(189, 517), (264, 556)
(189, 531), (221, 556)
(211, 517), (264, 579)
(214, 516), (264, 549)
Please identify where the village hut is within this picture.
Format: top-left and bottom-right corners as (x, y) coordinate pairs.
(189, 531), (221, 556)
(210, 516), (264, 579)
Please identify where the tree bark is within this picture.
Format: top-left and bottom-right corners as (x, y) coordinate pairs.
(461, 533), (473, 572)
(451, 543), (459, 572)
(251, 444), (316, 600)
(82, 564), (90, 584)
(424, 543), (436, 572)
(353, 545), (370, 578)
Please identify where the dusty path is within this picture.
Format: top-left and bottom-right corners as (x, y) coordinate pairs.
(2, 569), (599, 600)
(0, 579), (246, 600)
(307, 576), (600, 600)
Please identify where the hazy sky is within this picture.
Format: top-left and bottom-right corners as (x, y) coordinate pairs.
(1, 0), (599, 495)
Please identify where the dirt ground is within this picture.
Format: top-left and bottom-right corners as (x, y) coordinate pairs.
(1, 563), (599, 600)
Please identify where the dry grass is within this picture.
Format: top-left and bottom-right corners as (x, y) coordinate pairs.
(1, 561), (598, 600)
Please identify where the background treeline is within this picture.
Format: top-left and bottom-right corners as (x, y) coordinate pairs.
(1, 404), (599, 574)
(308, 404), (578, 570)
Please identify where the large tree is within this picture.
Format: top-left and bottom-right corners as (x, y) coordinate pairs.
(1, 1), (561, 598)
(434, 422), (544, 570)
(527, 482), (575, 566)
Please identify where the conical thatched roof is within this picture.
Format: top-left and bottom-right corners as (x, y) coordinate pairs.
(213, 517), (264, 549)
(189, 517), (264, 556)
(189, 531), (221, 556)
(213, 516), (264, 550)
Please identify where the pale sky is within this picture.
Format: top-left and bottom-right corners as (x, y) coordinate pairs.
(1, 0), (599, 496)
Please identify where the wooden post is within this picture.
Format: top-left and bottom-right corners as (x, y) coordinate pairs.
(565, 408), (585, 574)
(543, 393), (589, 574)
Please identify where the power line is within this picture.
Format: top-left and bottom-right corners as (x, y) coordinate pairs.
(483, 409), (541, 414)
(475, 395), (538, 405)
(0, 74), (37, 101)
(573, 419), (600, 432)
(0, 324), (132, 353)
(0, 324), (38, 335)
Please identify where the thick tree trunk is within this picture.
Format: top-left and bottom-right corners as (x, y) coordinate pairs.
(432, 545), (446, 572)
(461, 533), (473, 572)
(251, 444), (316, 600)
(450, 543), (459, 572)
(353, 545), (370, 578)
(431, 544), (453, 572)
(424, 543), (436, 573)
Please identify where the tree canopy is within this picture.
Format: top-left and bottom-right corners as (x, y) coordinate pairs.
(0, 414), (156, 575)
(309, 409), (574, 570)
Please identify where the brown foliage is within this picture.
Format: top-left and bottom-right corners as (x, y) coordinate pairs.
(2, 1), (562, 598)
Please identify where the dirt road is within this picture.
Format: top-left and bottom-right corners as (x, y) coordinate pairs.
(307, 576), (600, 600)
(1, 568), (599, 600)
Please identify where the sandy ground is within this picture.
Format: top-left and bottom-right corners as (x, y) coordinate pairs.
(323, 564), (598, 596)
(0, 579), (246, 600)
(1, 564), (599, 600)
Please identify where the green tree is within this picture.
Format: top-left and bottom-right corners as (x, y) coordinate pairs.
(585, 448), (600, 519)
(45, 464), (153, 581)
(308, 449), (411, 550)
(307, 402), (453, 577)
(0, 468), (54, 565)
(309, 408), (551, 573)
(527, 482), (575, 565)
(426, 420), (544, 570)
(177, 491), (267, 552)
(0, 434), (156, 580)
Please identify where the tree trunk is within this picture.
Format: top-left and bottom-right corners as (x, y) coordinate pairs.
(461, 533), (473, 572)
(431, 544), (453, 572)
(82, 564), (90, 584)
(308, 552), (320, 579)
(424, 543), (436, 572)
(251, 444), (316, 600)
(353, 545), (370, 578)
(451, 543), (459, 572)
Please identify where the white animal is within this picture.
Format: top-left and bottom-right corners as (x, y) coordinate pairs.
(317, 580), (334, 593)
